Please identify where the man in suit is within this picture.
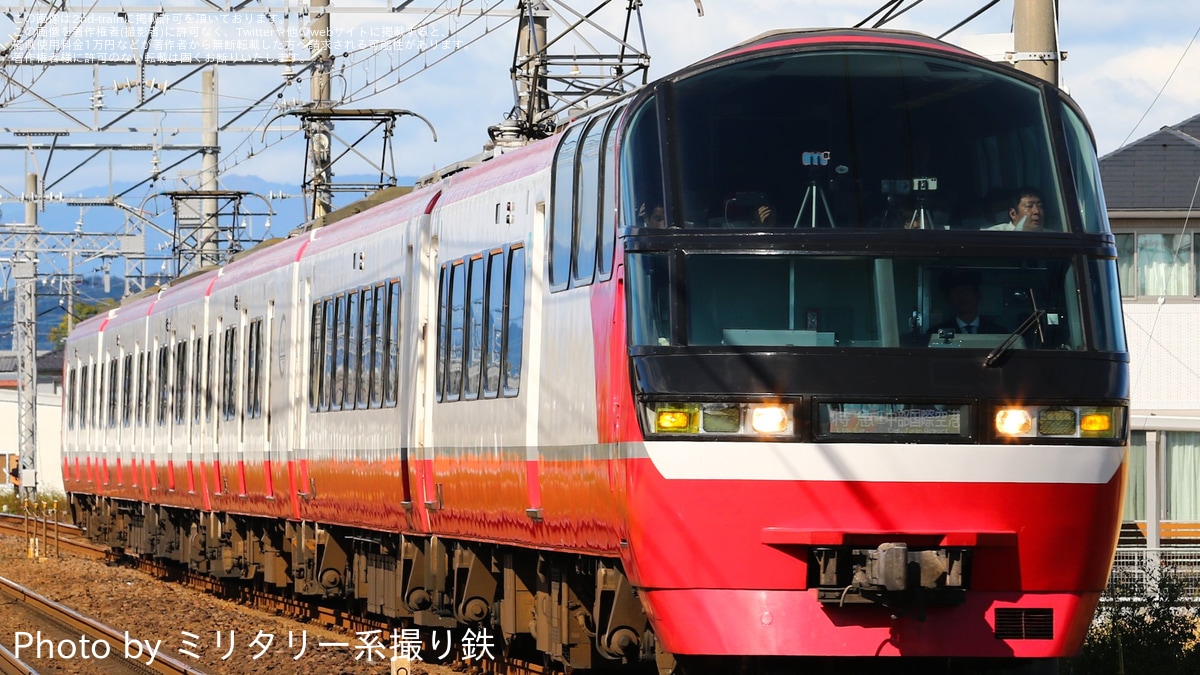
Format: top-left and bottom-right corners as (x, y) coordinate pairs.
(930, 270), (1007, 335)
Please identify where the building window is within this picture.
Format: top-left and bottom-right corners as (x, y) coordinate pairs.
(1164, 431), (1200, 521)
(1115, 232), (1198, 298)
(1124, 430), (1146, 522)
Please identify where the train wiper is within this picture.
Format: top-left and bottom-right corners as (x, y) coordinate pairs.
(984, 289), (1045, 368)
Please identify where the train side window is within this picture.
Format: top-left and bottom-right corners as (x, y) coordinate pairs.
(107, 356), (119, 429)
(333, 294), (348, 411)
(157, 344), (170, 426)
(446, 261), (466, 402)
(503, 246), (526, 397)
(67, 366), (77, 430)
(574, 115), (606, 286)
(384, 279), (401, 407)
(204, 334), (214, 424)
(483, 249), (505, 398)
(436, 265), (449, 402)
(136, 352), (146, 427)
(79, 363), (89, 429)
(372, 283), (386, 408)
(246, 318), (263, 419)
(85, 362), (94, 425)
(174, 341), (188, 425)
(309, 301), (323, 411)
(550, 124), (584, 290)
(192, 337), (203, 425)
(222, 326), (239, 421)
(122, 355), (133, 428)
(598, 108), (622, 280)
(358, 287), (373, 408)
(321, 298), (335, 412)
(465, 255), (486, 400)
(95, 358), (106, 430)
(345, 292), (360, 410)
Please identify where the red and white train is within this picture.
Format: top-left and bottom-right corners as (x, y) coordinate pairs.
(63, 28), (1128, 673)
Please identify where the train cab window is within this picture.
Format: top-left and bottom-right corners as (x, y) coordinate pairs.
(384, 279), (401, 408)
(598, 109), (622, 280)
(630, 252), (1092, 352)
(550, 124), (584, 289)
(1060, 104), (1109, 234)
(465, 255), (486, 400)
(573, 115), (606, 286)
(483, 249), (505, 398)
(504, 246), (526, 397)
(625, 52), (1073, 232)
(621, 97), (662, 229)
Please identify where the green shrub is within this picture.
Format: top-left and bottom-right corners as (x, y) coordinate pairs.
(1064, 559), (1200, 675)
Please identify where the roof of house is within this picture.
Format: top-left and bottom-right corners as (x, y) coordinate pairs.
(0, 345), (64, 381)
(1100, 112), (1200, 211)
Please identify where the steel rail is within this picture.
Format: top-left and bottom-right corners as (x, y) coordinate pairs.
(0, 576), (203, 675)
(0, 642), (38, 675)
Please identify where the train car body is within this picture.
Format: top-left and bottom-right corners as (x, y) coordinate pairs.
(63, 28), (1128, 672)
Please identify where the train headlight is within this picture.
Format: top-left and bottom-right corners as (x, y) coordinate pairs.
(654, 404), (699, 434)
(749, 405), (791, 434)
(994, 405), (1125, 439)
(643, 401), (794, 437)
(995, 409), (1034, 436)
(1080, 407), (1123, 439)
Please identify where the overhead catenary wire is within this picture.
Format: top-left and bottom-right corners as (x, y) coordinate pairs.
(1119, 22), (1200, 150)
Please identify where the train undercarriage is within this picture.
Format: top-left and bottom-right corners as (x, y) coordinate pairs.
(69, 494), (661, 673)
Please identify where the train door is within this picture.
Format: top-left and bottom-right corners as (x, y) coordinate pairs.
(262, 299), (275, 500)
(290, 276), (312, 518)
(413, 206), (439, 533)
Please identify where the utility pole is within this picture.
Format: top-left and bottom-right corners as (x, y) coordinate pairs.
(309, 0), (333, 219)
(201, 66), (220, 270)
(15, 172), (39, 500)
(1013, 0), (1059, 86)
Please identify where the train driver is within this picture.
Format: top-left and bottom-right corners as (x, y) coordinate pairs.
(929, 270), (1007, 335)
(986, 187), (1044, 231)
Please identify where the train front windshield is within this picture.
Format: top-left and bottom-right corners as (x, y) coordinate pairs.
(623, 48), (1109, 234)
(627, 253), (1125, 353)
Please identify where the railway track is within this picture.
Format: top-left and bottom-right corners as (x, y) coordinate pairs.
(0, 575), (202, 675)
(0, 513), (546, 674)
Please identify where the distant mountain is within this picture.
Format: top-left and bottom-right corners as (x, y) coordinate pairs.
(0, 275), (129, 352)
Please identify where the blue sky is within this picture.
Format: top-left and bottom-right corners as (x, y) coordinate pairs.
(2, 0), (1199, 289)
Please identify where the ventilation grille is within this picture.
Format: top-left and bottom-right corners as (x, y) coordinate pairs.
(994, 608), (1054, 640)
